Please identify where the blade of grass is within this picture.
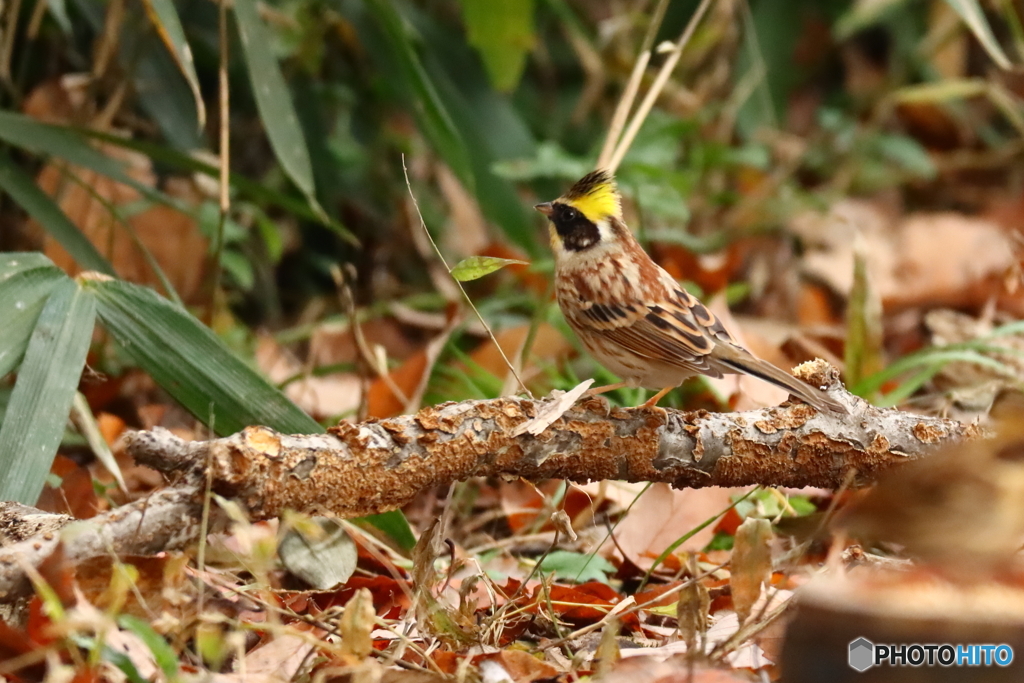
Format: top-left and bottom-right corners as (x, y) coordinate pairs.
(596, 0), (670, 169)
(0, 278), (97, 503)
(636, 488), (758, 592)
(943, 0), (1013, 68)
(875, 364), (946, 408)
(844, 232), (883, 389)
(0, 155), (114, 276)
(366, 0), (474, 188)
(0, 253), (68, 378)
(233, 0), (322, 217)
(852, 348), (1015, 397)
(140, 0), (206, 129)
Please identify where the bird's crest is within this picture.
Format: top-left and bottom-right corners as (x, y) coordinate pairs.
(563, 170), (621, 221)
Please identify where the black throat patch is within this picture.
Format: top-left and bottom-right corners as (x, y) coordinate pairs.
(550, 202), (600, 251)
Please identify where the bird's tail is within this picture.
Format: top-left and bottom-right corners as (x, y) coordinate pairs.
(715, 353), (848, 415)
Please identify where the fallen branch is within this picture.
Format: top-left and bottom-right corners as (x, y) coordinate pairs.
(0, 362), (978, 600)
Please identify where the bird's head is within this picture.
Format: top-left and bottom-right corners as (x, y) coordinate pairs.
(535, 170), (623, 255)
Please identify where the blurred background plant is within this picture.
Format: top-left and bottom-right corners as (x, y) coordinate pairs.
(0, 0), (1022, 537)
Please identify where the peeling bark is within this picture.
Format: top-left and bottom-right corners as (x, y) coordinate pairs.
(0, 363), (980, 600)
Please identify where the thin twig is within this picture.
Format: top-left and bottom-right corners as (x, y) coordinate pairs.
(401, 156), (533, 398)
(607, 0), (716, 173)
(205, 0), (232, 321)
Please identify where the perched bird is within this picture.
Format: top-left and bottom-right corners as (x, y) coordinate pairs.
(535, 170), (846, 413)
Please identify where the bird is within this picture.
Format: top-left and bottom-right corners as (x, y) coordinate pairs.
(534, 169), (847, 414)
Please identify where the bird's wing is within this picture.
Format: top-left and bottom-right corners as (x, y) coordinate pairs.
(574, 277), (733, 377)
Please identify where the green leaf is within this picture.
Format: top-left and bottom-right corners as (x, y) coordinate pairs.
(360, 510), (416, 551)
(874, 134), (936, 179)
(79, 129), (355, 243)
(892, 78), (988, 104)
(102, 645), (149, 683)
(118, 615), (180, 681)
(46, 0), (72, 32)
(85, 278), (415, 548)
(0, 156), (115, 276)
(140, 0), (206, 130)
(233, 0), (319, 209)
(0, 278), (97, 503)
(538, 550), (615, 584)
(86, 277), (321, 436)
(450, 255), (528, 281)
(0, 253), (69, 379)
(943, 0), (1012, 69)
(458, 0), (535, 92)
(0, 111), (131, 180)
(0, 112), (194, 222)
(833, 0), (906, 40)
(364, 0), (474, 188)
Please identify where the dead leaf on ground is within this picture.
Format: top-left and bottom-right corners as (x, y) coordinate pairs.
(594, 655), (755, 683)
(475, 651), (560, 683)
(255, 333), (362, 419)
(792, 199), (1016, 310)
(602, 484), (740, 571)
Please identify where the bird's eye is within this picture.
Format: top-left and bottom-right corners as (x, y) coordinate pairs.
(563, 207), (578, 221)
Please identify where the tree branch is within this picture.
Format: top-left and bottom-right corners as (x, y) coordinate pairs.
(0, 362), (978, 600)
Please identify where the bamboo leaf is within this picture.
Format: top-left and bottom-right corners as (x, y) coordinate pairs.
(0, 111), (132, 179)
(364, 0), (474, 188)
(0, 112), (189, 213)
(233, 0), (319, 209)
(0, 254), (68, 379)
(458, 0), (536, 92)
(87, 277), (415, 548)
(0, 279), (97, 503)
(0, 156), (115, 276)
(86, 276), (321, 436)
(140, 0), (206, 129)
(450, 255), (528, 281)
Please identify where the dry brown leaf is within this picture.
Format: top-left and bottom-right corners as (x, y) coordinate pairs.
(595, 655), (755, 683)
(729, 518), (773, 625)
(339, 588), (375, 660)
(36, 154), (209, 304)
(511, 379), (594, 437)
(602, 485), (739, 570)
(255, 334), (362, 419)
(478, 651), (560, 683)
(792, 199), (1015, 310)
(241, 630), (318, 679)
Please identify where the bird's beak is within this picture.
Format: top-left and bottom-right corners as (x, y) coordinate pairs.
(534, 202), (553, 217)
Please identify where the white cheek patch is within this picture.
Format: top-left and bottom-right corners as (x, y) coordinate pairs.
(595, 219), (616, 243)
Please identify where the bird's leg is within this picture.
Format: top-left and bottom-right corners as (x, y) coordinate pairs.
(640, 386), (673, 409)
(584, 382), (627, 397)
